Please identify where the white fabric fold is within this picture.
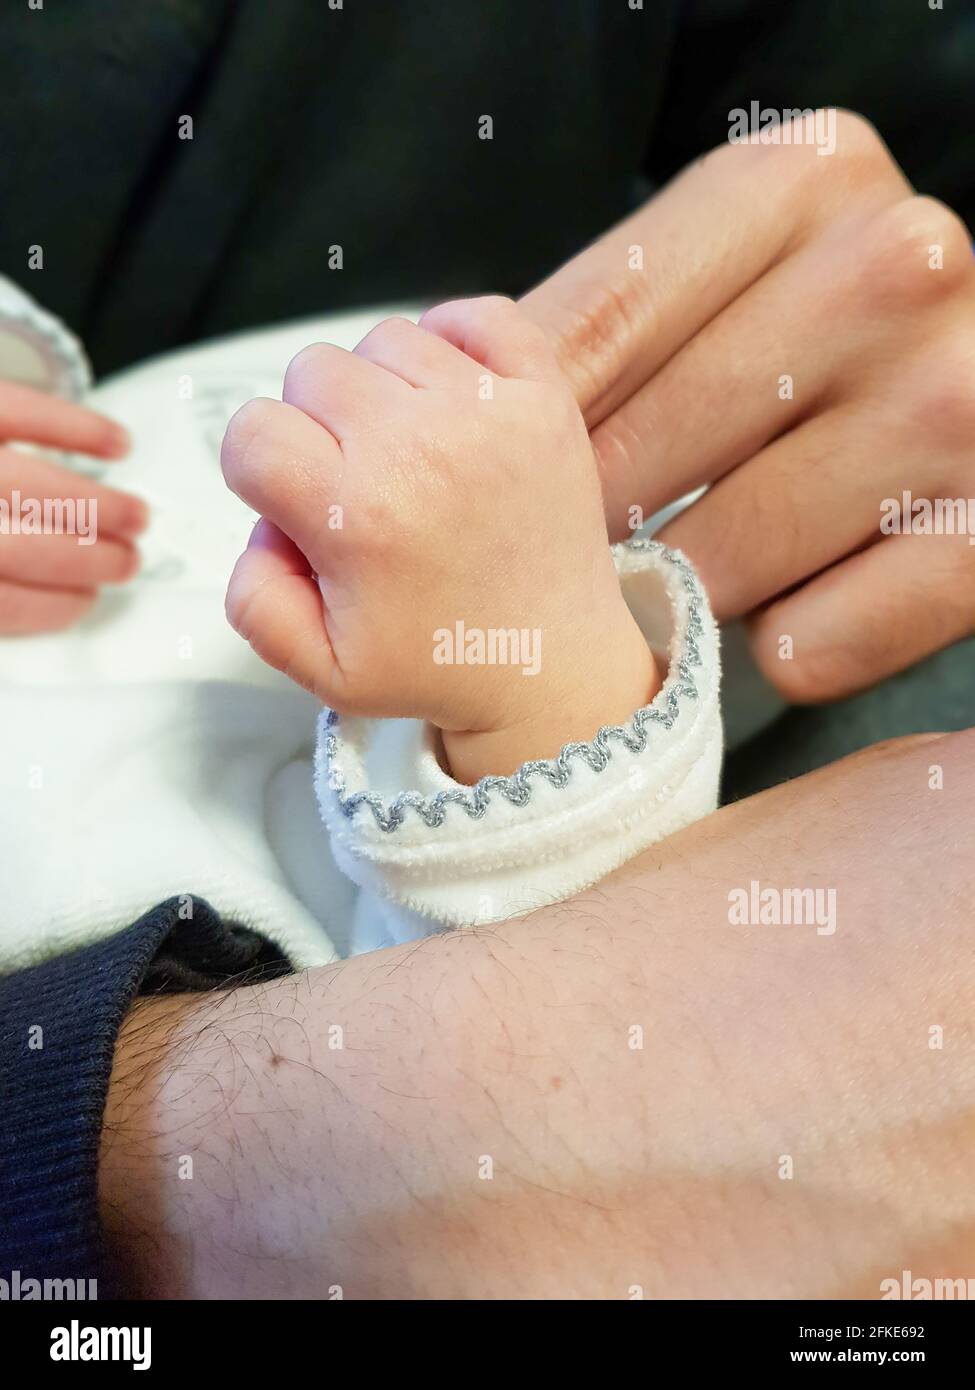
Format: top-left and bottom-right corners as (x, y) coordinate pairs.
(0, 280), (727, 970)
(0, 274), (91, 398)
(316, 539), (723, 952)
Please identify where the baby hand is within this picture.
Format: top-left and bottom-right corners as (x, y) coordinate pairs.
(221, 297), (658, 781)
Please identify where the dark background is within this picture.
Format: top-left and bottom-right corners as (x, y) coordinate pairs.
(1, 0), (972, 376)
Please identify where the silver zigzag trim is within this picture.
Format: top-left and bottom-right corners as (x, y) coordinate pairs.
(323, 539), (705, 832)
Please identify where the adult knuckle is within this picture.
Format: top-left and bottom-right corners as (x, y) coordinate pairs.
(557, 271), (655, 402)
(750, 615), (853, 704)
(767, 653), (829, 704)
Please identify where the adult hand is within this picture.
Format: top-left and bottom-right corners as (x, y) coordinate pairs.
(517, 110), (975, 704)
(0, 381), (146, 634)
(99, 727), (975, 1298)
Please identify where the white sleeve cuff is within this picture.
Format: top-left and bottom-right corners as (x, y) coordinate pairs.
(315, 538), (722, 928)
(0, 274), (91, 399)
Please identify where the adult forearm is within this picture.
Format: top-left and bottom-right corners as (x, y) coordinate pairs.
(99, 732), (975, 1299)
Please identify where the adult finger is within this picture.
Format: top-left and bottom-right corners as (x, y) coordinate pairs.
(592, 196), (973, 534)
(0, 380), (130, 457)
(0, 530), (139, 588)
(656, 403), (900, 621)
(520, 112), (907, 424)
(0, 448), (149, 539)
(0, 579), (97, 635)
(748, 530), (975, 703)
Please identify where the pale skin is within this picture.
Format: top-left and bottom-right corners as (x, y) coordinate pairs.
(13, 108), (975, 1293)
(0, 382), (145, 632)
(220, 298), (659, 783)
(518, 109), (975, 702)
(98, 729), (975, 1299)
(7, 109), (975, 703)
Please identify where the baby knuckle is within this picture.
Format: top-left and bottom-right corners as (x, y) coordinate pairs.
(717, 107), (873, 164)
(865, 196), (973, 304)
(815, 110), (899, 192)
(224, 568), (265, 643)
(910, 334), (975, 441)
(360, 316), (414, 350)
(456, 294), (517, 345)
(422, 294), (513, 335)
(221, 397), (278, 487)
(351, 490), (398, 550)
(223, 582), (247, 638)
(513, 311), (555, 366)
(282, 341), (342, 401)
(831, 108), (887, 167)
(469, 293), (517, 320)
(909, 196), (975, 270)
(417, 300), (459, 332)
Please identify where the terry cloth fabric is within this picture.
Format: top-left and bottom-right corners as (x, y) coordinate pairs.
(318, 540), (723, 952)
(0, 274), (91, 397)
(0, 282), (721, 971)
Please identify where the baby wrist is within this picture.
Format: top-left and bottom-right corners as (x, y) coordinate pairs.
(439, 612), (659, 784)
(314, 539), (723, 940)
(439, 628), (653, 783)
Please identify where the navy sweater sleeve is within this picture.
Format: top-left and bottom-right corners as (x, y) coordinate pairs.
(0, 899), (291, 1291)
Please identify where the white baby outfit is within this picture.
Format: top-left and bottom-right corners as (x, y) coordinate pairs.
(0, 280), (726, 969)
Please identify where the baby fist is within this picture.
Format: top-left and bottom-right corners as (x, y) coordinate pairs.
(221, 297), (655, 775)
